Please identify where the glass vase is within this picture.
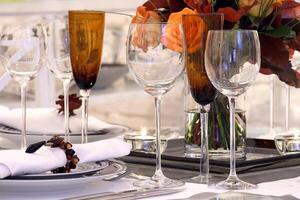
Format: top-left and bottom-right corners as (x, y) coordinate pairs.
(184, 75), (246, 159)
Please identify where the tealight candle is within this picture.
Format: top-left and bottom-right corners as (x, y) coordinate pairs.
(123, 128), (167, 153)
(275, 133), (300, 155)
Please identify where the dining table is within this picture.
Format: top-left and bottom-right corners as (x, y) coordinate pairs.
(0, 72), (299, 200)
(1, 138), (300, 200)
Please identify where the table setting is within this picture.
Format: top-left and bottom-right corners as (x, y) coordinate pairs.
(0, 0), (300, 199)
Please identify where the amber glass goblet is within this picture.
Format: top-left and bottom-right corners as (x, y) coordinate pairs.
(182, 13), (223, 183)
(69, 11), (105, 143)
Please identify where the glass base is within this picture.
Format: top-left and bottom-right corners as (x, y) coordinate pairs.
(215, 175), (257, 190)
(185, 144), (246, 160)
(187, 174), (223, 185)
(133, 174), (185, 189)
(190, 174), (208, 184)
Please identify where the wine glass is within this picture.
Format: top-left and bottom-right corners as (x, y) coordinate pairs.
(46, 15), (73, 142)
(205, 30), (260, 190)
(182, 13), (223, 183)
(127, 22), (185, 188)
(68, 11), (105, 143)
(0, 24), (45, 149)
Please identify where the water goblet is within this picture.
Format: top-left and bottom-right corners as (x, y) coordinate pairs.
(68, 11), (105, 143)
(126, 22), (185, 188)
(0, 24), (45, 149)
(46, 15), (73, 142)
(205, 30), (260, 190)
(182, 13), (223, 183)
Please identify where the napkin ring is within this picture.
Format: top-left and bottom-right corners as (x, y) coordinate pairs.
(26, 136), (80, 173)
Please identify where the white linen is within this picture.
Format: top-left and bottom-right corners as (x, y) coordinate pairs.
(0, 106), (123, 133)
(144, 177), (300, 200)
(0, 177), (299, 199)
(0, 138), (131, 178)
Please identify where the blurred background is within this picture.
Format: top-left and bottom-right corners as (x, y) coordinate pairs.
(0, 0), (299, 140)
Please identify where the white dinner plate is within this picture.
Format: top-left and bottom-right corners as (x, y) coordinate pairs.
(12, 161), (110, 179)
(0, 124), (130, 149)
(0, 160), (127, 193)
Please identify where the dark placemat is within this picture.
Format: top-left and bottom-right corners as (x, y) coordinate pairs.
(120, 139), (300, 174)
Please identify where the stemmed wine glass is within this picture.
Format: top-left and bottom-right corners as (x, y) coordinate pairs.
(46, 15), (73, 142)
(127, 22), (185, 188)
(0, 24), (45, 149)
(205, 30), (260, 190)
(68, 11), (105, 143)
(182, 13), (223, 183)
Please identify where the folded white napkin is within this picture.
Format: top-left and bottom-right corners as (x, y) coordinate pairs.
(0, 138), (131, 178)
(0, 106), (124, 133)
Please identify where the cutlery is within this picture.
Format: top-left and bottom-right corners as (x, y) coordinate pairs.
(63, 187), (184, 200)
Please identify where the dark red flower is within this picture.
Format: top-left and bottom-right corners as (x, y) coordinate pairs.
(280, 0), (300, 19)
(56, 94), (82, 116)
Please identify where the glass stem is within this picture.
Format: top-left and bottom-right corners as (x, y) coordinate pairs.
(270, 75), (274, 131)
(80, 89), (90, 143)
(228, 97), (237, 177)
(199, 104), (210, 183)
(63, 79), (70, 142)
(153, 96), (164, 179)
(285, 85), (290, 131)
(20, 82), (28, 149)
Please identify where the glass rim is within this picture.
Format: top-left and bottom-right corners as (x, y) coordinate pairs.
(68, 10), (105, 14)
(129, 22), (182, 25)
(68, 10), (105, 22)
(207, 29), (258, 33)
(182, 13), (224, 17)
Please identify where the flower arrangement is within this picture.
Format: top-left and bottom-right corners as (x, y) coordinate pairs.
(131, 0), (300, 156)
(133, 0), (300, 87)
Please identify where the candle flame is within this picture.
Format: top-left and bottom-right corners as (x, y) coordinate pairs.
(140, 128), (147, 137)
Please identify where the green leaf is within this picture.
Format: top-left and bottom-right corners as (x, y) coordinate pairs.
(265, 26), (274, 31)
(261, 25), (296, 39)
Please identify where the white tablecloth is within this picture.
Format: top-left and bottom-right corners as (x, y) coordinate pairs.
(1, 176), (300, 199)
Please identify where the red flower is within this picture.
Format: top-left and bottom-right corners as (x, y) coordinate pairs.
(184, 0), (212, 13)
(217, 7), (241, 22)
(280, 0), (300, 19)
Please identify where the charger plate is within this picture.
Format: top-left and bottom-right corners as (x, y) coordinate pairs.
(0, 160), (127, 192)
(0, 124), (130, 149)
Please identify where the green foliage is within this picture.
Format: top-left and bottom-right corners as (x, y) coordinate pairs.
(261, 25), (296, 39)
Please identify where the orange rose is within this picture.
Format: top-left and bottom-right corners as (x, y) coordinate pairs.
(163, 8), (207, 53)
(131, 6), (162, 52)
(273, 0), (285, 7)
(131, 6), (161, 23)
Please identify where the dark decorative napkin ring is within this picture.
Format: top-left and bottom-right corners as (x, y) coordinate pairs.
(26, 136), (80, 173)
